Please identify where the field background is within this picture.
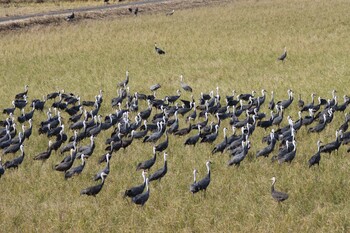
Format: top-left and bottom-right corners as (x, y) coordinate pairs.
(1, 0), (350, 232)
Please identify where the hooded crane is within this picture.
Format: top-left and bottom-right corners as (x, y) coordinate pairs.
(15, 85), (29, 99)
(308, 140), (322, 168)
(136, 147), (156, 171)
(33, 140), (53, 161)
(211, 127), (228, 154)
(190, 169), (199, 194)
(228, 140), (250, 166)
(256, 131), (277, 158)
(277, 47), (287, 62)
(195, 161), (211, 194)
(320, 130), (342, 155)
(4, 144), (25, 169)
(0, 157), (4, 178)
(201, 125), (219, 144)
(66, 12), (75, 21)
(118, 71), (129, 88)
(80, 172), (108, 197)
(54, 149), (76, 172)
(65, 154), (86, 179)
(155, 130), (169, 153)
(278, 140), (297, 164)
(93, 153), (111, 181)
(271, 177), (289, 202)
(124, 170), (147, 198)
(184, 125), (201, 146)
(180, 75), (193, 92)
(148, 152), (167, 182)
(132, 178), (150, 206)
(155, 43), (165, 55)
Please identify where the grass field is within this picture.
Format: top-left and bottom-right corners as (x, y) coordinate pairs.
(1, 0), (350, 232)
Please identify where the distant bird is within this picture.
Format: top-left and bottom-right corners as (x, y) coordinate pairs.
(308, 140), (322, 168)
(154, 43), (165, 55)
(180, 75), (193, 92)
(132, 178), (150, 206)
(148, 152), (167, 182)
(166, 10), (175, 16)
(195, 161), (211, 194)
(134, 7), (139, 16)
(80, 172), (108, 197)
(270, 177), (289, 202)
(118, 70), (129, 87)
(150, 83), (161, 92)
(124, 170), (147, 198)
(104, 0), (109, 4)
(189, 169), (199, 194)
(277, 47), (287, 62)
(66, 12), (75, 21)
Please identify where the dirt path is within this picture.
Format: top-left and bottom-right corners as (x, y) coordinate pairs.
(0, 0), (228, 32)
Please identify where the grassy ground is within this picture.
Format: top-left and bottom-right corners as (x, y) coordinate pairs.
(0, 0), (350, 232)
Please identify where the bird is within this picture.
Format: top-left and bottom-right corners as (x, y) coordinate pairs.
(33, 140), (53, 161)
(124, 170), (147, 198)
(189, 169), (199, 194)
(320, 130), (342, 155)
(150, 83), (161, 92)
(154, 43), (165, 55)
(308, 140), (322, 168)
(308, 114), (327, 133)
(278, 140), (297, 164)
(0, 157), (4, 178)
(180, 75), (193, 92)
(136, 147), (157, 171)
(211, 128), (228, 154)
(65, 155), (86, 179)
(66, 12), (75, 21)
(195, 161), (211, 194)
(154, 131), (169, 153)
(54, 149), (76, 172)
(132, 178), (150, 206)
(15, 85), (29, 99)
(118, 71), (129, 88)
(104, 0), (109, 4)
(93, 153), (111, 181)
(256, 131), (277, 158)
(134, 7), (139, 16)
(148, 152), (167, 182)
(80, 172), (108, 197)
(270, 177), (289, 202)
(4, 144), (25, 169)
(184, 125), (201, 146)
(166, 9), (175, 16)
(277, 47), (287, 62)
